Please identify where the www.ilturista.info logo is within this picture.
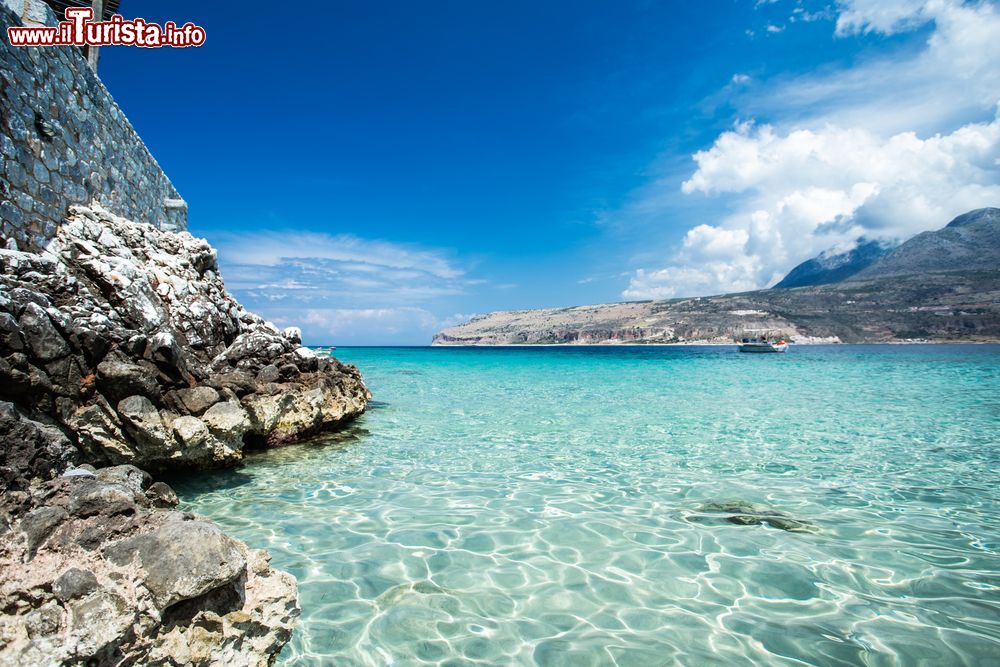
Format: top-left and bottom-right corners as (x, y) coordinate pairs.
(7, 7), (205, 48)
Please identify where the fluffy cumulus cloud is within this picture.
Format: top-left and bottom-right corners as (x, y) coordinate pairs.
(213, 232), (472, 344)
(624, 0), (1000, 299)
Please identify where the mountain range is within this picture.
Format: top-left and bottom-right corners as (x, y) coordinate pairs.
(773, 239), (896, 288)
(434, 208), (1000, 345)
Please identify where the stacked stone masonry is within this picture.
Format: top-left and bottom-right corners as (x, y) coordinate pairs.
(0, 2), (187, 252)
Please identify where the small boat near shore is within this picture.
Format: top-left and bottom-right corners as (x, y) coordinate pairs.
(737, 339), (788, 353)
(735, 329), (789, 353)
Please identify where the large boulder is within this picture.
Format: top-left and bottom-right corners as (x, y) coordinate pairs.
(115, 395), (181, 465)
(0, 469), (299, 666)
(104, 520), (246, 611)
(172, 386), (220, 415)
(201, 400), (250, 450)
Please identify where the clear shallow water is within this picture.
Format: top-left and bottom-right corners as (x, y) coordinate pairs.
(174, 345), (1000, 666)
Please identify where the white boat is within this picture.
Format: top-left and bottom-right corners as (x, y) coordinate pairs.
(737, 339), (788, 353)
(735, 328), (789, 353)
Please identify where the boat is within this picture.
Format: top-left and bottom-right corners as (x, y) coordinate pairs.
(735, 329), (789, 353)
(737, 338), (788, 353)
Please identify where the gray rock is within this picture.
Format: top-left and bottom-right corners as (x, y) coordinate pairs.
(62, 468), (96, 478)
(0, 202), (368, 663)
(255, 364), (280, 384)
(68, 479), (135, 517)
(117, 395), (176, 458)
(95, 464), (152, 495)
(725, 514), (815, 532)
(0, 311), (24, 351)
(171, 416), (212, 453)
(68, 590), (133, 660)
(174, 385), (219, 415)
(18, 302), (69, 361)
(53, 568), (99, 601)
(8, 287), (50, 316)
(695, 500), (818, 533)
(0, 463), (298, 665)
(103, 521), (247, 611)
(201, 400), (249, 446)
(72, 397), (133, 464)
(144, 330), (190, 380)
(145, 481), (178, 508)
(23, 600), (62, 640)
(20, 506), (67, 559)
(292, 346), (319, 372)
(206, 371), (256, 397)
(0, 401), (77, 490)
(96, 359), (160, 403)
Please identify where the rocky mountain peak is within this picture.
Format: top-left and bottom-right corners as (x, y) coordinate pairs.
(945, 207), (1000, 228)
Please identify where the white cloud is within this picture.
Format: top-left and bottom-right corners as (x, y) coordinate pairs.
(299, 307), (439, 338)
(622, 0), (1000, 300)
(791, 6), (835, 23)
(214, 231), (468, 303)
(210, 231), (475, 343)
(764, 0), (1000, 134)
(835, 0), (934, 35)
(682, 224), (751, 259)
(216, 231), (462, 279)
(623, 262), (761, 300)
(291, 307), (479, 344)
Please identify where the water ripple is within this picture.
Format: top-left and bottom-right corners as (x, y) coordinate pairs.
(174, 345), (1000, 665)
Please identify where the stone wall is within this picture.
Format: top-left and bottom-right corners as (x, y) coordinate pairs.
(0, 1), (187, 251)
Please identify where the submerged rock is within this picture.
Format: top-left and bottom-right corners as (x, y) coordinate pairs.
(691, 500), (818, 533)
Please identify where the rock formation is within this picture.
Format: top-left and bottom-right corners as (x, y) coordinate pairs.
(1, 203), (371, 664)
(854, 207), (1000, 279)
(0, 458), (298, 665)
(773, 238), (896, 288)
(0, 202), (370, 472)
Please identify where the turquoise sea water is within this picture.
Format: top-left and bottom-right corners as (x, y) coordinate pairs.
(174, 345), (1000, 666)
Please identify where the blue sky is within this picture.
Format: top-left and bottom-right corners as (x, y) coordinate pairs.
(101, 1), (1000, 344)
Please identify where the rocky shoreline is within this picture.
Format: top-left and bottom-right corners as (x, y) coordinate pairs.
(435, 209), (1000, 346)
(0, 462), (298, 665)
(0, 204), (370, 665)
(434, 271), (1000, 346)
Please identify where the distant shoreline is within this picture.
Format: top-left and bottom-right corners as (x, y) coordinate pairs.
(319, 340), (1000, 349)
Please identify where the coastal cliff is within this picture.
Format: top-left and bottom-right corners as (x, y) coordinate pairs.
(0, 204), (370, 664)
(1, 203), (370, 473)
(435, 209), (1000, 346)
